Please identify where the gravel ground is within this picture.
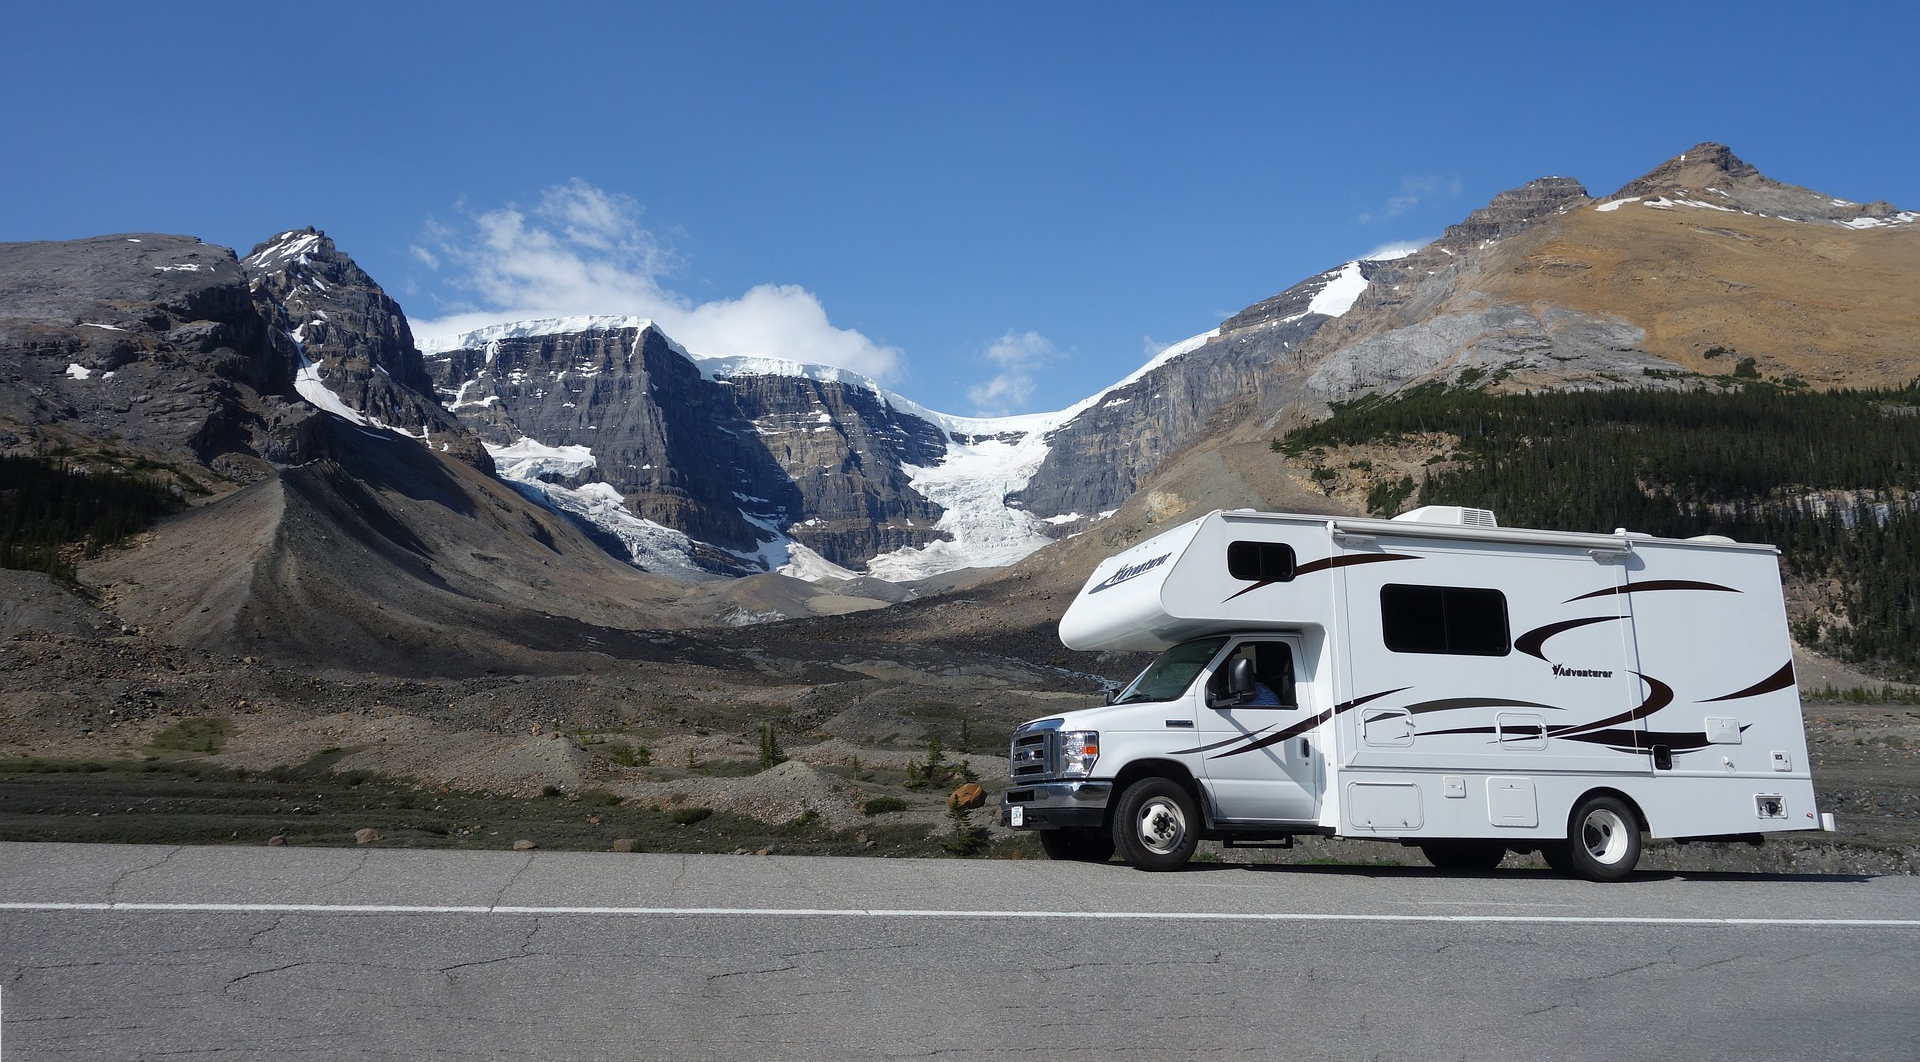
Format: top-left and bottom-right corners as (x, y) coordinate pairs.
(2, 577), (1915, 873)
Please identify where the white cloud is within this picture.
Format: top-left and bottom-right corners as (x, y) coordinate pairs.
(1357, 175), (1463, 224)
(968, 330), (1060, 415)
(409, 180), (901, 381)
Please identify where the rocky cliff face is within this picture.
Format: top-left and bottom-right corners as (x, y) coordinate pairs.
(1011, 297), (1326, 521)
(422, 321), (951, 573)
(1435, 176), (1592, 249)
(723, 370), (949, 564)
(0, 234), (318, 482)
(242, 229), (493, 471)
(0, 231), (500, 489)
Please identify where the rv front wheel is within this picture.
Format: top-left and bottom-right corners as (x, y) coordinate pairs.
(1558, 794), (1642, 882)
(1112, 777), (1199, 871)
(1040, 827), (1117, 863)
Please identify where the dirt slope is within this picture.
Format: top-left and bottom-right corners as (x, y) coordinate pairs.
(1471, 202), (1920, 385)
(85, 419), (692, 677)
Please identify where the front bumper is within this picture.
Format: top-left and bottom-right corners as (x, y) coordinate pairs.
(1000, 780), (1113, 830)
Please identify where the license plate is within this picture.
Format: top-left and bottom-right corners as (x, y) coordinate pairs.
(1008, 805), (1024, 827)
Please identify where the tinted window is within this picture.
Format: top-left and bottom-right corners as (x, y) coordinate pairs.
(1228, 541), (1296, 583)
(1381, 584), (1510, 656)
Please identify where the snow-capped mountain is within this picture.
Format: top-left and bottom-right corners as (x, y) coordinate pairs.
(3, 138), (1916, 668)
(411, 245), (1381, 585)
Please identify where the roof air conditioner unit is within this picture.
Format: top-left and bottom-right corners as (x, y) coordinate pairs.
(1392, 505), (1499, 528)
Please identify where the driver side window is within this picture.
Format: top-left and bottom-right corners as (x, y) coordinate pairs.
(1208, 641), (1297, 708)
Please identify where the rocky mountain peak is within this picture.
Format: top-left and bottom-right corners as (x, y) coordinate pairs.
(1605, 142), (1912, 226)
(244, 228), (492, 470)
(1438, 176), (1592, 249)
(1613, 141), (1758, 197)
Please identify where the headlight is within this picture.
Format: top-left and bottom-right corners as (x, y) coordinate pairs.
(1059, 731), (1100, 777)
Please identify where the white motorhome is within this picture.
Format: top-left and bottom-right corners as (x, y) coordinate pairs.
(1001, 506), (1834, 880)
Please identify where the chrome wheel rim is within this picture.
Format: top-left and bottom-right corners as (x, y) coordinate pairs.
(1137, 796), (1187, 855)
(1581, 808), (1631, 864)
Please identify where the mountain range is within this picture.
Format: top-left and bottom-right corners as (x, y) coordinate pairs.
(2, 142), (1916, 667)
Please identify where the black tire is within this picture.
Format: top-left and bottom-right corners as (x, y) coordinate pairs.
(1111, 777), (1200, 871)
(1419, 840), (1508, 871)
(1560, 794), (1642, 882)
(1039, 827), (1116, 863)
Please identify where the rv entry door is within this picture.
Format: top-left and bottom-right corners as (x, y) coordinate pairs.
(1196, 638), (1321, 824)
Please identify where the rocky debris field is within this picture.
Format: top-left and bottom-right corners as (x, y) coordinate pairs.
(2, 603), (1916, 875)
(0, 607), (1087, 861)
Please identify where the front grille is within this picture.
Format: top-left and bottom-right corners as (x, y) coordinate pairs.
(1009, 729), (1054, 780)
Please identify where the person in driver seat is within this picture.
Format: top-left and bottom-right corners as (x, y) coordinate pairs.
(1220, 643), (1293, 706)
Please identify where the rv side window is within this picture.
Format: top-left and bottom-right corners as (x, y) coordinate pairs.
(1380, 584), (1510, 656)
(1227, 541), (1295, 583)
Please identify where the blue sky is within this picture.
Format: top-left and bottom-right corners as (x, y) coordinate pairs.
(6, 1), (1916, 416)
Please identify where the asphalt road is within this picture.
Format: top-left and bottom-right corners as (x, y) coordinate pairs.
(2, 842), (1917, 1061)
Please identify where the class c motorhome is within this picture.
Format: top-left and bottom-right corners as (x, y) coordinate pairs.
(1001, 506), (1834, 880)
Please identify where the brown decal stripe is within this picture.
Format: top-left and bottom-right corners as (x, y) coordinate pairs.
(1167, 723), (1281, 757)
(1700, 660), (1796, 703)
(1549, 672), (1674, 739)
(1211, 687), (1409, 759)
(1514, 616), (1622, 660)
(1417, 725), (1498, 738)
(1561, 726), (1746, 754)
(1564, 580), (1739, 604)
(1402, 696), (1566, 715)
(1224, 553), (1417, 602)
(1294, 553), (1420, 577)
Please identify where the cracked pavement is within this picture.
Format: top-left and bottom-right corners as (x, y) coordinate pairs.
(2, 842), (1918, 1060)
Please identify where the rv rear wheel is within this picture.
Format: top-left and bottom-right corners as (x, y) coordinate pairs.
(1112, 777), (1199, 871)
(1557, 794), (1642, 882)
(1040, 827), (1116, 863)
(1419, 840), (1508, 871)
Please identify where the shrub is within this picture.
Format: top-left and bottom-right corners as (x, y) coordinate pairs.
(757, 723), (786, 768)
(147, 718), (232, 755)
(940, 802), (989, 856)
(607, 743), (650, 768)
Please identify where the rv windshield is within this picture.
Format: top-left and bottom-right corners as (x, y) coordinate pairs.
(1112, 636), (1230, 705)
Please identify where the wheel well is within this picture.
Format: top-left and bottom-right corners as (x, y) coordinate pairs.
(1109, 760), (1204, 822)
(1570, 788), (1649, 834)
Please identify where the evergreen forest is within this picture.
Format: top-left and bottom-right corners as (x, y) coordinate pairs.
(1279, 381), (1920, 679)
(0, 454), (185, 581)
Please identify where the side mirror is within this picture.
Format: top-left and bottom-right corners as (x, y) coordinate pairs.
(1229, 657), (1255, 696)
(1211, 657), (1254, 707)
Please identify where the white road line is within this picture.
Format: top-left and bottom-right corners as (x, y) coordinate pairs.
(2, 901), (1917, 927)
